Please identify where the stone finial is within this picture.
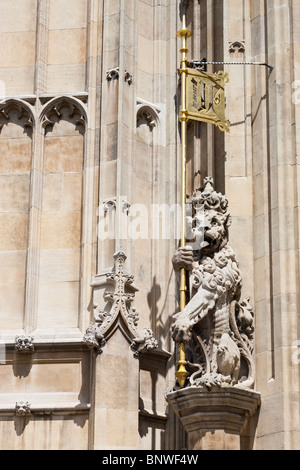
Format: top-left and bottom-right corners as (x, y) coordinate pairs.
(85, 251), (158, 358)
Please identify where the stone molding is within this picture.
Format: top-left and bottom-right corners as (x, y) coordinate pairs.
(166, 386), (261, 435)
(9, 402), (90, 418)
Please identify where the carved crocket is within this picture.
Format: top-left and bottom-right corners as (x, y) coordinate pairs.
(172, 177), (255, 390)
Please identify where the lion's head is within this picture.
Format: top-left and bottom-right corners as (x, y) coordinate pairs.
(187, 177), (231, 255)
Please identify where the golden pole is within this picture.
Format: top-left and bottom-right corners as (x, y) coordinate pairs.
(175, 12), (191, 389)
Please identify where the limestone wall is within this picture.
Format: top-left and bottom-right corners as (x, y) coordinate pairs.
(0, 0), (299, 450)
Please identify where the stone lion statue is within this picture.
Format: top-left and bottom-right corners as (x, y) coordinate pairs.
(172, 177), (255, 390)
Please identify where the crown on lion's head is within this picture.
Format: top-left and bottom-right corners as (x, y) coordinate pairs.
(189, 177), (229, 214)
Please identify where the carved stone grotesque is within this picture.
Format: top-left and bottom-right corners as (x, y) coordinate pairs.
(172, 177), (255, 390)
(83, 323), (106, 354)
(15, 335), (34, 353)
(15, 401), (31, 417)
(131, 327), (159, 358)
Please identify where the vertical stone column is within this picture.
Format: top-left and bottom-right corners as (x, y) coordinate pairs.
(79, 0), (103, 333)
(224, 0), (254, 310)
(91, 330), (140, 450)
(251, 0), (300, 449)
(24, 0), (49, 334)
(91, 3), (140, 449)
(98, 0), (136, 271)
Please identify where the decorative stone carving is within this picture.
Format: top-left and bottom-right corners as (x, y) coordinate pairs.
(84, 251), (158, 357)
(228, 41), (246, 55)
(15, 335), (34, 353)
(171, 177), (255, 390)
(106, 67), (120, 81)
(136, 99), (161, 131)
(15, 402), (31, 417)
(124, 70), (133, 85)
(103, 197), (131, 214)
(83, 323), (106, 354)
(0, 101), (33, 133)
(106, 68), (132, 84)
(122, 200), (131, 215)
(41, 98), (86, 133)
(131, 327), (159, 358)
(137, 110), (156, 129)
(103, 198), (117, 213)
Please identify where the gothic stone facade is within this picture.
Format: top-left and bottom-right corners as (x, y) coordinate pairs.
(0, 0), (299, 450)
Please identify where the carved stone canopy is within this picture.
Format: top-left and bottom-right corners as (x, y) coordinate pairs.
(136, 98), (161, 130)
(41, 98), (86, 134)
(0, 100), (33, 134)
(84, 251), (158, 357)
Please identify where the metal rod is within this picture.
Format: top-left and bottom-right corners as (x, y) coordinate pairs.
(189, 60), (274, 70)
(175, 12), (191, 389)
